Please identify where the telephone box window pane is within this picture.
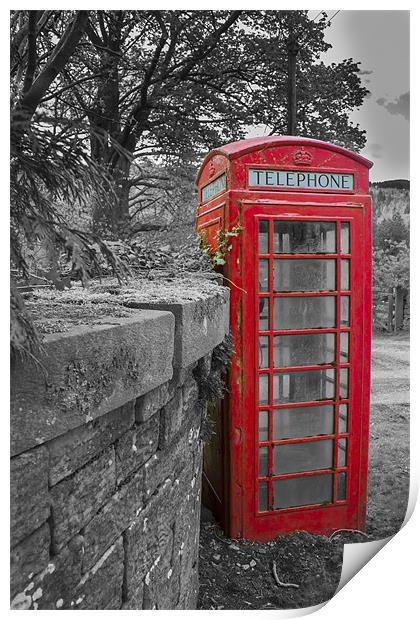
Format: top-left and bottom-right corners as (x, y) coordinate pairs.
(341, 259), (350, 290)
(273, 440), (333, 475)
(274, 259), (336, 292)
(337, 472), (347, 500)
(259, 260), (269, 291)
(339, 404), (348, 433)
(274, 296), (336, 330)
(259, 297), (269, 330)
(273, 221), (336, 254)
(340, 368), (349, 399)
(341, 297), (350, 326)
(259, 220), (269, 254)
(274, 333), (335, 367)
(340, 332), (349, 362)
(273, 369), (335, 404)
(258, 482), (269, 512)
(273, 405), (335, 440)
(273, 373), (282, 403)
(259, 410), (269, 442)
(341, 223), (350, 254)
(259, 447), (269, 477)
(259, 336), (269, 368)
(338, 438), (347, 467)
(259, 374), (269, 404)
(273, 474), (333, 509)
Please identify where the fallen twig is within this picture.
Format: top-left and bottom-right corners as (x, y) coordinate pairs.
(329, 529), (369, 541)
(212, 531), (235, 546)
(222, 275), (247, 294)
(272, 561), (299, 588)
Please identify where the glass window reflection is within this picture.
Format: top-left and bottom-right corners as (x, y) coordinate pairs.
(259, 220), (269, 254)
(273, 221), (336, 254)
(273, 369), (335, 404)
(274, 259), (336, 292)
(274, 296), (336, 330)
(273, 474), (333, 509)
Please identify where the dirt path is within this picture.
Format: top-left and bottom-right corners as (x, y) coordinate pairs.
(367, 333), (410, 538)
(370, 333), (409, 406)
(198, 332), (410, 610)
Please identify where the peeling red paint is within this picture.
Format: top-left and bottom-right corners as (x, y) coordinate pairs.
(197, 137), (372, 541)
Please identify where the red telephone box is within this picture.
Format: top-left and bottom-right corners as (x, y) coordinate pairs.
(196, 136), (372, 541)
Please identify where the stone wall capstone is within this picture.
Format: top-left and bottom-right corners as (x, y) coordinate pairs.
(10, 287), (229, 610)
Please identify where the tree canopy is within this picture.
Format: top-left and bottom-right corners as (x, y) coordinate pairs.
(11, 10), (369, 231)
(10, 10), (370, 356)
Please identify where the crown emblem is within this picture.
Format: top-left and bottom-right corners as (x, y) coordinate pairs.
(292, 147), (313, 165)
(208, 161), (216, 177)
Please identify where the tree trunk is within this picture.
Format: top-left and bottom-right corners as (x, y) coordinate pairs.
(88, 12), (136, 236)
(113, 170), (131, 233)
(91, 141), (134, 236)
(287, 35), (299, 136)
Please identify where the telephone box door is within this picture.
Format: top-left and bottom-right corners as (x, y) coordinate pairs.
(240, 203), (370, 539)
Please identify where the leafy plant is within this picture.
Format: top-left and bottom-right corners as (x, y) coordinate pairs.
(199, 225), (242, 269)
(372, 241), (409, 291)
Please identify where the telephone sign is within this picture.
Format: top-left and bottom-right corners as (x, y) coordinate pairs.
(201, 173), (227, 201)
(248, 169), (354, 191)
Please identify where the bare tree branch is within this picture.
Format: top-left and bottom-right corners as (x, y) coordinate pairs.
(22, 11), (39, 95)
(15, 10), (89, 121)
(160, 10), (242, 85)
(119, 12), (169, 148)
(40, 72), (104, 103)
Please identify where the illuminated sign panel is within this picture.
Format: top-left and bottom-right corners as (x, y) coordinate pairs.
(249, 169), (354, 191)
(201, 174), (226, 202)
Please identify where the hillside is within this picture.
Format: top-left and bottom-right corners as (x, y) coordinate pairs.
(370, 184), (410, 226)
(370, 179), (409, 190)
(131, 182), (411, 253)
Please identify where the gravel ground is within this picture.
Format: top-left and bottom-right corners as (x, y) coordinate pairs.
(367, 332), (410, 538)
(198, 332), (410, 610)
(370, 332), (409, 406)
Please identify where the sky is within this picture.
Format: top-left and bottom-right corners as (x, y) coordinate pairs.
(247, 10), (410, 182)
(309, 10), (410, 182)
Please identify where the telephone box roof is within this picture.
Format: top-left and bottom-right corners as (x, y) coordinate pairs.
(197, 136), (373, 181)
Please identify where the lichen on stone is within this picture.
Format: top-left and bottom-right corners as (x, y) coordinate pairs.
(47, 346), (141, 416)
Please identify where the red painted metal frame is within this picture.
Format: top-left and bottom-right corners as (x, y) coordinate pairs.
(196, 137), (372, 541)
(248, 208), (358, 537)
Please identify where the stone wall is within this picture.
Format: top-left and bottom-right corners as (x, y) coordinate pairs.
(10, 289), (229, 610)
